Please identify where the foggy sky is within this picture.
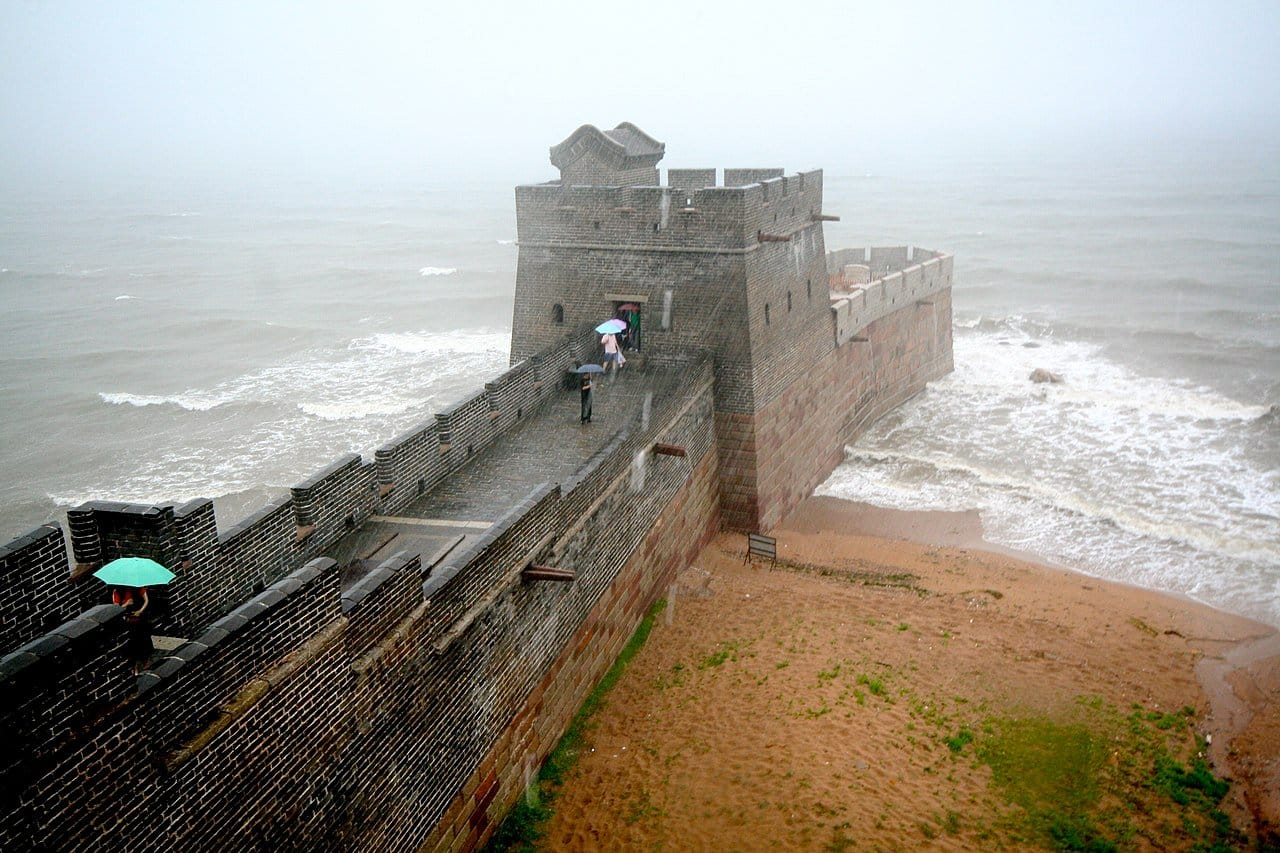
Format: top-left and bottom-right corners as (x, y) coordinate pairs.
(2, 0), (1278, 185)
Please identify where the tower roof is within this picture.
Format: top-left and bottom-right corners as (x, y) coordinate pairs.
(549, 122), (666, 173)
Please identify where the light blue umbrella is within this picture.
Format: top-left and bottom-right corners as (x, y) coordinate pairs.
(93, 557), (175, 587)
(595, 319), (626, 334)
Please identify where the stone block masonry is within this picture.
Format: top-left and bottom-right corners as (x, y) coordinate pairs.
(0, 123), (952, 852)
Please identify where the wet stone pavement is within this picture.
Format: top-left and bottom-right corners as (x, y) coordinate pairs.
(326, 364), (685, 589)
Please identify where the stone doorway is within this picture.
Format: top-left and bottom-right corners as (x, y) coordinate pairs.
(612, 300), (643, 352)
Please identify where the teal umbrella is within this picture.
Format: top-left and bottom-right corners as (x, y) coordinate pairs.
(93, 557), (175, 587)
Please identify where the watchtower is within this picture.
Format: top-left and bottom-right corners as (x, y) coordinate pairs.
(510, 123), (836, 530)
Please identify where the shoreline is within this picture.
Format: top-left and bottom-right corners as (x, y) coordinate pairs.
(537, 496), (1280, 849)
(798, 495), (1275, 630)
(787, 496), (1280, 828)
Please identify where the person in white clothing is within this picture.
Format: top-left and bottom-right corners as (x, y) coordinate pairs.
(601, 332), (620, 375)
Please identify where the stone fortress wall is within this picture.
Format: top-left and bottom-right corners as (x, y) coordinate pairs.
(0, 124), (953, 851)
(0, 339), (720, 851)
(511, 143), (951, 532)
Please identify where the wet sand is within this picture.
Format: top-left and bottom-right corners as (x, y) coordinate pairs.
(539, 497), (1280, 850)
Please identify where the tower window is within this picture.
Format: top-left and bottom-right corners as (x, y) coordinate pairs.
(593, 220), (600, 230)
(764, 304), (771, 326)
(552, 303), (564, 323)
(787, 291), (792, 312)
(807, 279), (812, 300)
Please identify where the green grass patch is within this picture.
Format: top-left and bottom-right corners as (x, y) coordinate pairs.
(944, 727), (974, 754)
(484, 598), (666, 852)
(966, 697), (1241, 852)
(856, 673), (887, 697)
(698, 638), (747, 670)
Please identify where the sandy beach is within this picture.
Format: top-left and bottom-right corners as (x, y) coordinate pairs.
(534, 497), (1280, 851)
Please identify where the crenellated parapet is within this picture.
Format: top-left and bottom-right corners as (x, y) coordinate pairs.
(0, 124), (954, 850)
(515, 169), (825, 253)
(0, 324), (602, 656)
(827, 247), (954, 346)
(0, 344), (720, 851)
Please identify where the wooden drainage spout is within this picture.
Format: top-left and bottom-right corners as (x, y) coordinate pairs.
(757, 231), (791, 243)
(810, 213), (841, 222)
(522, 565), (576, 583)
(652, 443), (686, 457)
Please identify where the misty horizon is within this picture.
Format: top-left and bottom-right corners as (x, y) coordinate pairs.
(2, 1), (1278, 188)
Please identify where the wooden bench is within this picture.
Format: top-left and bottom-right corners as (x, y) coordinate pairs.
(745, 532), (776, 567)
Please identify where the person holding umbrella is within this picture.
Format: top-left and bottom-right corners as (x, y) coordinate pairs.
(94, 556), (174, 673)
(574, 364), (603, 422)
(596, 319), (626, 377)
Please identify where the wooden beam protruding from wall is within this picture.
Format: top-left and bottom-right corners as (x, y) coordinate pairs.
(757, 231), (791, 243)
(811, 214), (840, 222)
(652, 443), (687, 457)
(522, 565), (576, 583)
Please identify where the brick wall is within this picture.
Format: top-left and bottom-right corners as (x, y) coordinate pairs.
(721, 287), (955, 531)
(0, 524), (78, 650)
(426, 414), (721, 851)
(0, 326), (601, 648)
(0, 359), (721, 853)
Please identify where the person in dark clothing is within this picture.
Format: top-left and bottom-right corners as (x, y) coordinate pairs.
(580, 373), (593, 423)
(112, 586), (153, 672)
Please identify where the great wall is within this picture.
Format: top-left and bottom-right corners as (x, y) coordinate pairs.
(0, 123), (953, 851)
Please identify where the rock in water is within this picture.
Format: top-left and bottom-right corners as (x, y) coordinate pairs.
(1029, 368), (1063, 384)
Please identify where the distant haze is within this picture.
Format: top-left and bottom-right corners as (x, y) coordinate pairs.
(2, 0), (1278, 186)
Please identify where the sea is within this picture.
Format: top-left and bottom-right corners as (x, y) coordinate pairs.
(2, 139), (1277, 627)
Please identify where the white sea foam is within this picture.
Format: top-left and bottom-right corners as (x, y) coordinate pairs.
(114, 294), (139, 301)
(355, 328), (510, 356)
(496, 239), (515, 245)
(419, 266), (457, 276)
(820, 321), (1280, 626)
(298, 397), (426, 421)
(99, 391), (224, 411)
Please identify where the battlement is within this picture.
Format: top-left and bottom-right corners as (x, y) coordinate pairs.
(0, 125), (953, 851)
(827, 247), (954, 346)
(0, 348), (720, 850)
(0, 324), (602, 653)
(516, 169), (825, 252)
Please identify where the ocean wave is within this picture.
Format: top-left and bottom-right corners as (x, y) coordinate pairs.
(99, 391), (225, 411)
(354, 329), (510, 356)
(828, 446), (1280, 566)
(419, 266), (457, 276)
(952, 314), (1056, 337)
(298, 397), (427, 421)
(114, 294), (139, 301)
(951, 324), (1267, 420)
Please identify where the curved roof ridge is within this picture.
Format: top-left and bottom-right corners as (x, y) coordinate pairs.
(605, 122), (665, 157)
(549, 123), (665, 172)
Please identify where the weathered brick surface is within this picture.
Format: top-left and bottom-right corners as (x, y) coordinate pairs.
(0, 359), (722, 853)
(0, 126), (952, 852)
(739, 287), (955, 531)
(0, 524), (78, 650)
